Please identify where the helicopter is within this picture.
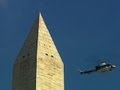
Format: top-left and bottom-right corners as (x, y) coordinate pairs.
(78, 62), (116, 74)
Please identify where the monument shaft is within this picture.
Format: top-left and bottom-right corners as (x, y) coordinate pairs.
(12, 14), (64, 90)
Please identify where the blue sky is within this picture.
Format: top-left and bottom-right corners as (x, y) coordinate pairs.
(0, 0), (120, 90)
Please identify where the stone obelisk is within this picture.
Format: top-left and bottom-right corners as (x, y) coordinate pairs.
(12, 13), (64, 90)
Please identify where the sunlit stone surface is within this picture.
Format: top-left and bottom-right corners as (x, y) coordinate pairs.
(12, 13), (64, 90)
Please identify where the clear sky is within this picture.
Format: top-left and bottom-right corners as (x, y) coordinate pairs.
(0, 0), (120, 90)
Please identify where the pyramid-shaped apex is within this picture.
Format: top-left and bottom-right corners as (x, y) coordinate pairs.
(34, 12), (44, 25)
(39, 12), (42, 18)
(38, 12), (44, 22)
(37, 13), (48, 30)
(15, 13), (63, 64)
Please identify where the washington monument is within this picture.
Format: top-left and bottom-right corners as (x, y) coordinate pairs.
(12, 13), (64, 90)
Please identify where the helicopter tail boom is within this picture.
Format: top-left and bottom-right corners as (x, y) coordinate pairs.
(78, 69), (96, 74)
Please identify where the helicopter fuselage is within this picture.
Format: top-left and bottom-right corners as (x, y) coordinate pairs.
(96, 64), (113, 72)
